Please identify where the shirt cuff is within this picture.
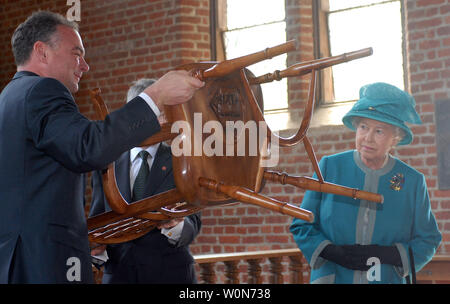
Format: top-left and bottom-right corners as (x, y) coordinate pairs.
(138, 92), (160, 117)
(161, 221), (185, 245)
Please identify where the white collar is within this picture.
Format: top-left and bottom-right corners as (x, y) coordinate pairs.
(130, 143), (160, 163)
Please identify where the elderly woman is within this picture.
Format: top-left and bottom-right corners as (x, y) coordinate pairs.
(290, 82), (441, 284)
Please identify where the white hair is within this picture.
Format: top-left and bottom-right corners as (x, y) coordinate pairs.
(126, 78), (156, 102)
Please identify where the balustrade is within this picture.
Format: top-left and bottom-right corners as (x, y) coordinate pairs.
(92, 249), (449, 284)
(194, 248), (306, 284)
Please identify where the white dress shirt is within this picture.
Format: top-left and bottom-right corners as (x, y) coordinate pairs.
(130, 144), (184, 244)
(129, 144), (159, 191)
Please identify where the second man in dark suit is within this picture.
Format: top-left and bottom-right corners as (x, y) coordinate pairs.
(90, 79), (202, 284)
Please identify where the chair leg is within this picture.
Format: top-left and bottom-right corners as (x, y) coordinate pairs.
(198, 177), (314, 222)
(263, 171), (383, 203)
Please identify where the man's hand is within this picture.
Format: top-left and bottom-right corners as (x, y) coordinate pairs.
(90, 244), (106, 256)
(144, 70), (205, 110)
(157, 217), (184, 230)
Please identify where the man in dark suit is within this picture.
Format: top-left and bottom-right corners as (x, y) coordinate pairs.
(90, 79), (201, 284)
(0, 11), (203, 283)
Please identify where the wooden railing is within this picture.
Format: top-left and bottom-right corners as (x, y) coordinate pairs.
(417, 255), (450, 283)
(92, 247), (449, 284)
(193, 248), (305, 284)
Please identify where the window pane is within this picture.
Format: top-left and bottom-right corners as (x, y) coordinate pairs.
(227, 0), (285, 30)
(328, 1), (404, 101)
(224, 22), (288, 110)
(329, 0), (390, 11)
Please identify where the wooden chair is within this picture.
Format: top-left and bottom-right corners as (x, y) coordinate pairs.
(87, 40), (382, 244)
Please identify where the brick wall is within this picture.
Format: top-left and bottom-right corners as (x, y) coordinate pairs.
(405, 0), (450, 257)
(0, 0), (449, 283)
(0, 0), (68, 87)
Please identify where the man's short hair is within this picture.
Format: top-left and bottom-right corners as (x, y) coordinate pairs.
(11, 11), (79, 66)
(127, 78), (156, 102)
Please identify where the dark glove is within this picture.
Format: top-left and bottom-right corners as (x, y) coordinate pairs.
(320, 244), (402, 270)
(320, 244), (370, 271)
(358, 244), (402, 267)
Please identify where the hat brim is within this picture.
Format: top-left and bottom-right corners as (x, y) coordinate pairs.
(342, 110), (413, 145)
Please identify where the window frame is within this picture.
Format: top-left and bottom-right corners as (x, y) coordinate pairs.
(211, 0), (289, 114)
(313, 0), (409, 106)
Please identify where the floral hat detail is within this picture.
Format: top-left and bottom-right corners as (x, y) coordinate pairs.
(342, 82), (422, 145)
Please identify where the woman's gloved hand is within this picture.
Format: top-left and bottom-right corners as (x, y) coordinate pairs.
(320, 244), (402, 270)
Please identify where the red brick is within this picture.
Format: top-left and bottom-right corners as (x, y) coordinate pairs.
(265, 235), (291, 243)
(265, 215), (289, 224)
(421, 81), (444, 91)
(416, 0), (446, 7)
(243, 236), (264, 243)
(218, 218), (240, 225)
(196, 236), (217, 243)
(419, 60), (443, 70)
(421, 136), (435, 145)
(242, 217), (264, 225)
(246, 207), (259, 215)
(224, 208), (235, 216)
(224, 226), (235, 233)
(212, 209), (222, 216)
(434, 190), (450, 198)
(247, 226), (259, 234)
(218, 236), (240, 244)
(397, 147), (426, 156)
(212, 226), (223, 234)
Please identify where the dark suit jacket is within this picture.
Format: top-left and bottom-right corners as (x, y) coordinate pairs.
(0, 71), (161, 283)
(89, 144), (202, 284)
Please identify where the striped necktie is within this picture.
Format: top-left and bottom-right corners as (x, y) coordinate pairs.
(132, 150), (150, 201)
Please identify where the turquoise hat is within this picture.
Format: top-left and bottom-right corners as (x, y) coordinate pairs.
(342, 82), (422, 145)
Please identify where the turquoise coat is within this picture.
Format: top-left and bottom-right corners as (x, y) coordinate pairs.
(290, 150), (441, 284)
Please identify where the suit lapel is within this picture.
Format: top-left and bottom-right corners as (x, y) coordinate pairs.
(146, 144), (172, 196)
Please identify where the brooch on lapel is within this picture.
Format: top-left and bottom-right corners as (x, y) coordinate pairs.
(390, 173), (404, 191)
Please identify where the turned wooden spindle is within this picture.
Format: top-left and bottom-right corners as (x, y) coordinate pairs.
(247, 259), (263, 284)
(264, 171), (383, 203)
(198, 177), (314, 222)
(289, 255), (304, 284)
(249, 47), (373, 85)
(195, 40), (297, 80)
(224, 260), (240, 284)
(199, 262), (216, 284)
(269, 257), (284, 284)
